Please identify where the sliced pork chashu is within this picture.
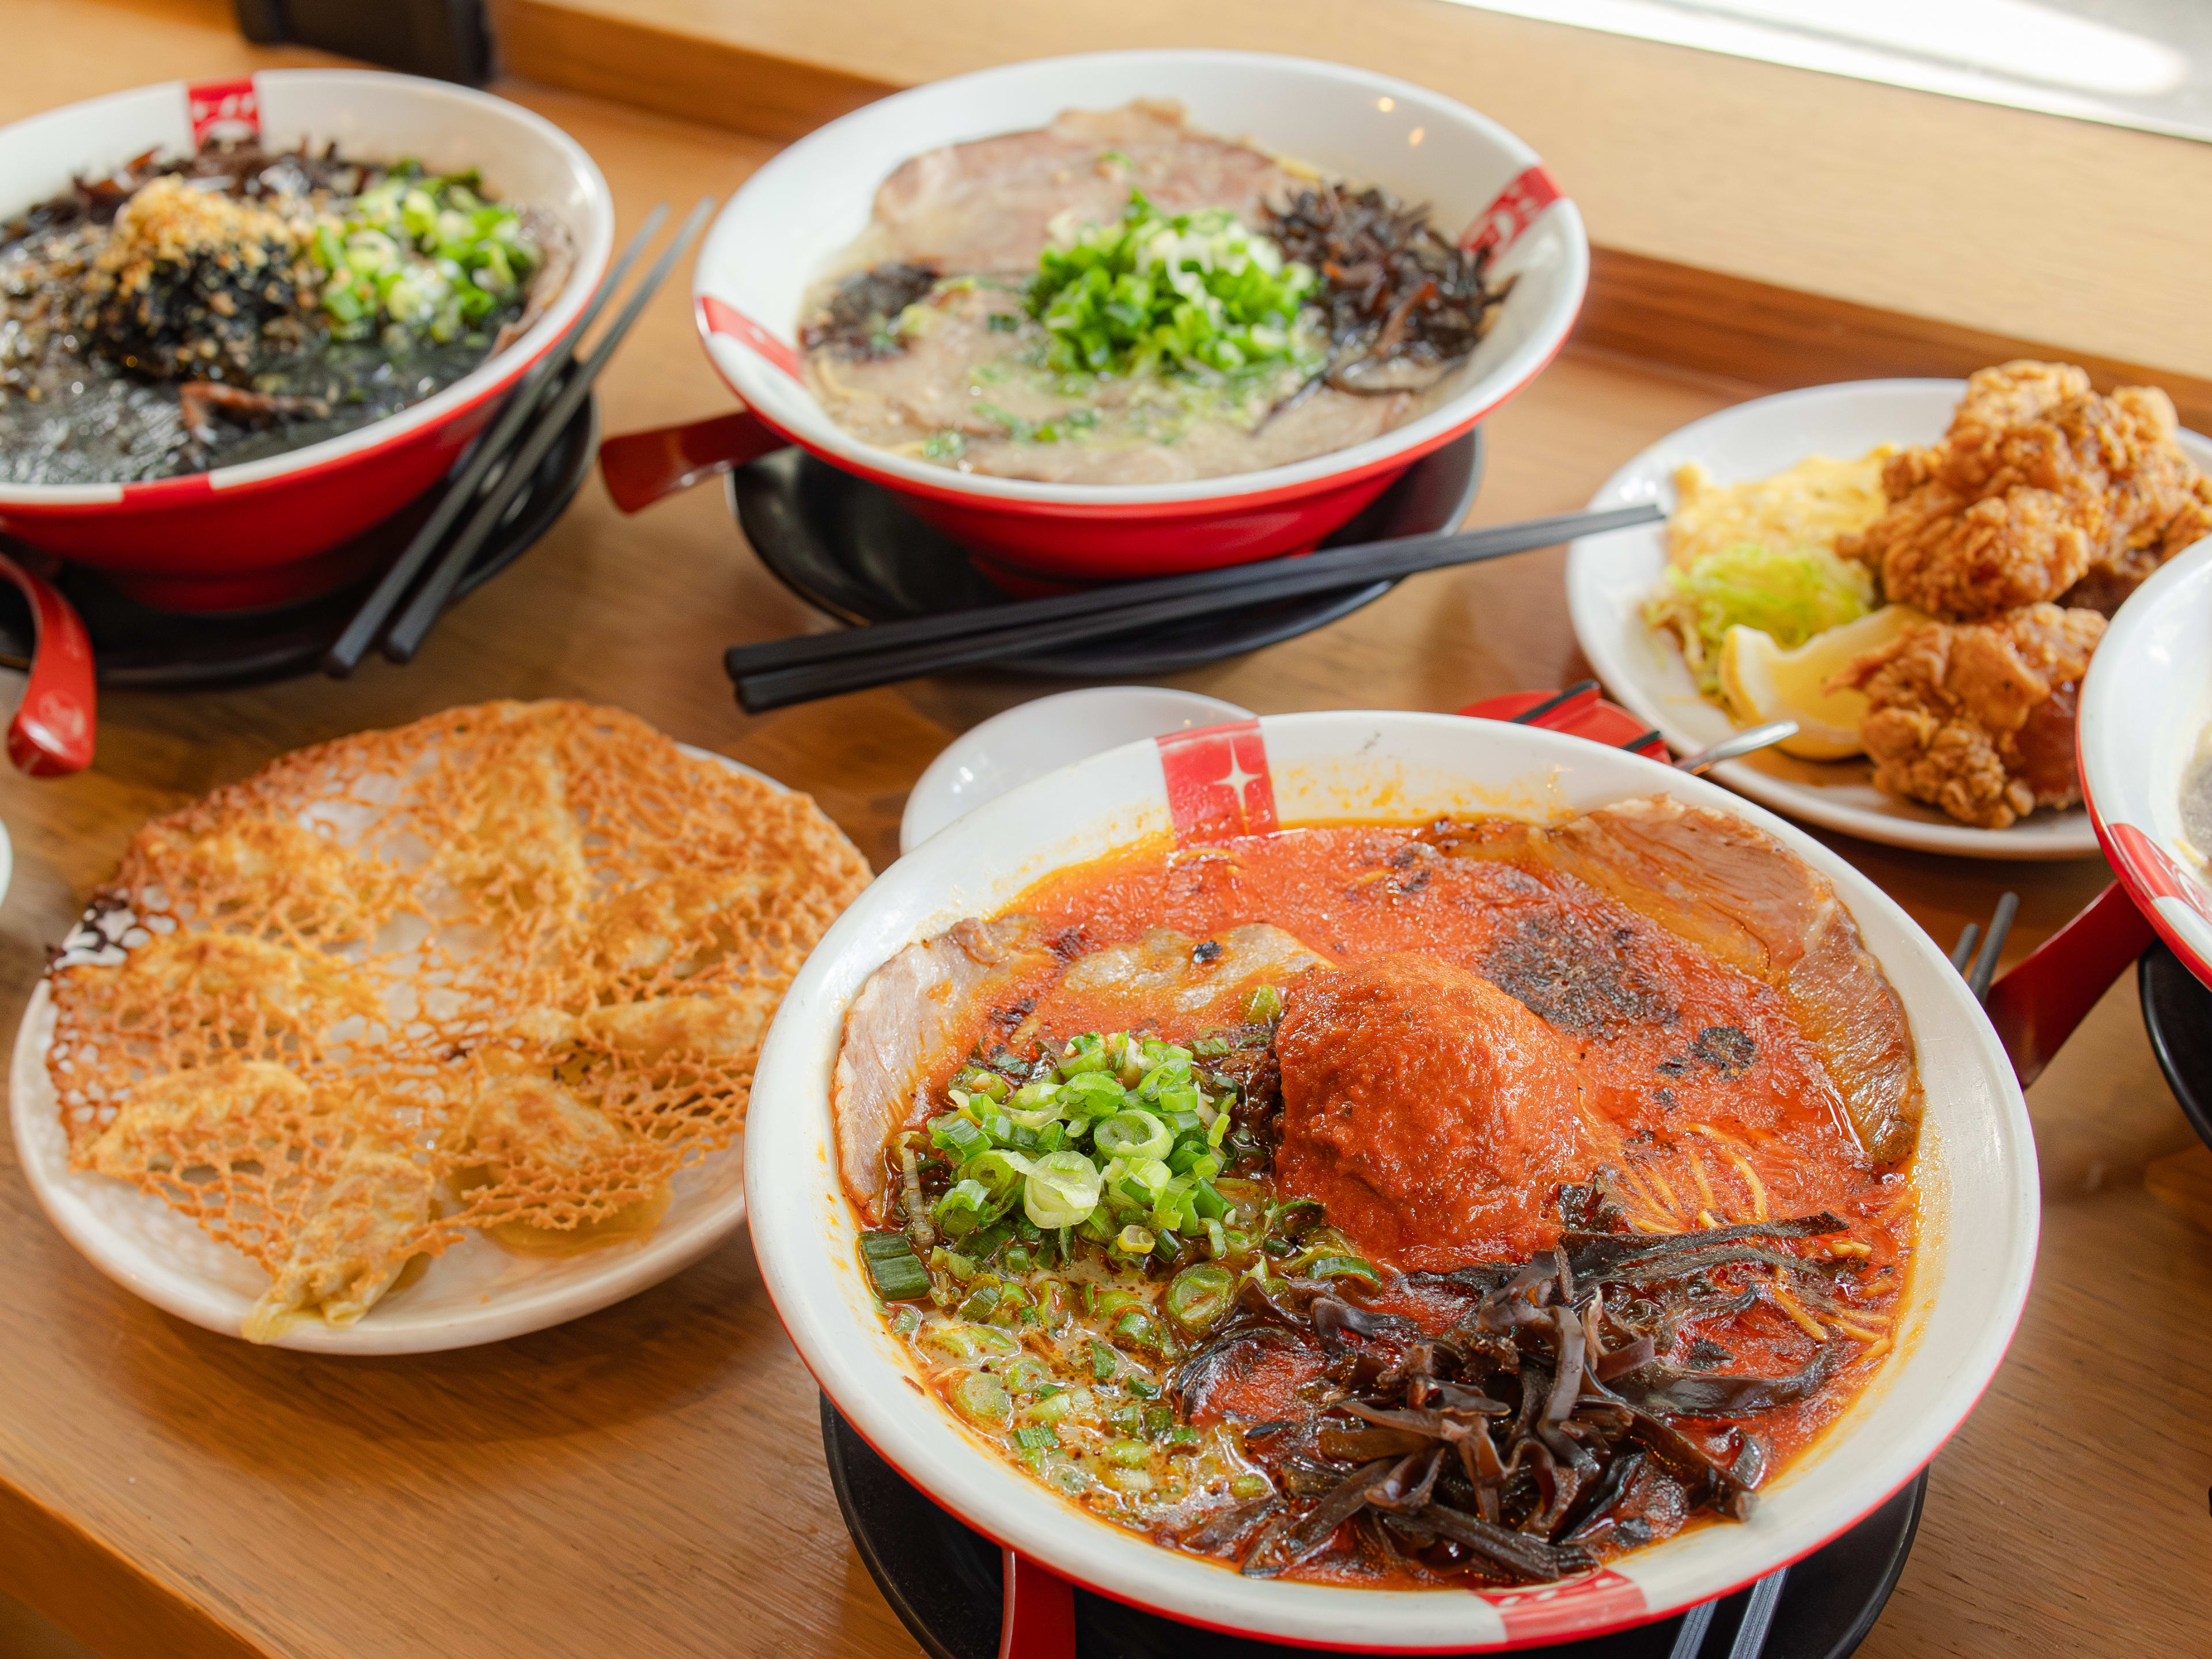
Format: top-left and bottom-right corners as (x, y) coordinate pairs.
(1444, 797), (1923, 1162)
(829, 918), (1329, 1219)
(1027, 923), (1327, 1037)
(831, 914), (1066, 1219)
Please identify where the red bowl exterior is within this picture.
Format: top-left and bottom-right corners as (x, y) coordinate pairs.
(730, 389), (1524, 586)
(0, 385), (513, 611)
(905, 464), (1407, 582)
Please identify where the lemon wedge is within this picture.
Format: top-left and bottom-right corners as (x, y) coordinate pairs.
(1717, 606), (1929, 760)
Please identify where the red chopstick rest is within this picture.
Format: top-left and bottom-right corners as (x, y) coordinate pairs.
(599, 409), (786, 513)
(1460, 684), (1668, 759)
(0, 551), (94, 777)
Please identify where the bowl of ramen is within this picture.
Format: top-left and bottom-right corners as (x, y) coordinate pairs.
(0, 71), (612, 611)
(2080, 533), (2212, 991)
(682, 51), (1585, 584)
(745, 711), (2035, 1648)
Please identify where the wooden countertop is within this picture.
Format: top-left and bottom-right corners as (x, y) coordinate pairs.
(3, 6), (2211, 1658)
(497, 0), (2212, 383)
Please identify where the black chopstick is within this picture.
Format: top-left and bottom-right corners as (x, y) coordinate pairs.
(725, 503), (1661, 683)
(380, 195), (717, 664)
(1725, 1566), (1787, 1659)
(730, 502), (1662, 710)
(1966, 892), (2019, 1004)
(1509, 679), (1600, 724)
(323, 203), (671, 676)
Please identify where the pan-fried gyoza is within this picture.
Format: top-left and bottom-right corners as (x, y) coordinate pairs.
(46, 700), (869, 1341)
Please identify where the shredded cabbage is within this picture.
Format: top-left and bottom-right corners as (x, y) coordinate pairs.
(1645, 543), (1876, 696)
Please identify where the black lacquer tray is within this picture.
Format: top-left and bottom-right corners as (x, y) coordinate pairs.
(729, 429), (1483, 679)
(821, 1395), (1926, 1659)
(0, 396), (596, 690)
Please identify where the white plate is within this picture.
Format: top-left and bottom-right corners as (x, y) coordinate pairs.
(1565, 378), (2211, 859)
(899, 688), (1253, 854)
(747, 711), (2037, 1650)
(9, 746), (772, 1353)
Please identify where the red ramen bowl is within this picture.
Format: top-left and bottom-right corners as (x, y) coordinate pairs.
(0, 71), (612, 611)
(686, 51), (1586, 585)
(747, 711), (2037, 1650)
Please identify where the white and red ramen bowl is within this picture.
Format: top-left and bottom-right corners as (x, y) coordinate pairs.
(746, 711), (2037, 1650)
(0, 71), (612, 611)
(685, 52), (1586, 585)
(2080, 533), (2212, 989)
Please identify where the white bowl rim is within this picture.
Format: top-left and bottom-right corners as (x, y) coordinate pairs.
(745, 708), (2039, 1649)
(898, 686), (1255, 855)
(0, 69), (614, 509)
(692, 48), (1589, 510)
(2079, 532), (2212, 983)
(6, 746), (770, 1355)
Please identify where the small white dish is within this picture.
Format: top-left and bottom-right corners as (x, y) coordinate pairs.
(1564, 378), (2210, 860)
(8, 746), (770, 1353)
(899, 687), (1253, 855)
(2080, 534), (2212, 986)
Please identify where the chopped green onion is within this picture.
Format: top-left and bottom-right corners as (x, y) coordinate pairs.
(957, 1282), (1002, 1320)
(1022, 1149), (1103, 1229)
(1304, 1253), (1381, 1285)
(1115, 1218), (1156, 1255)
(1096, 1111), (1172, 1161)
(1163, 1263), (1234, 1335)
(952, 1372), (1012, 1426)
(858, 1229), (933, 1302)
(1243, 984), (1284, 1024)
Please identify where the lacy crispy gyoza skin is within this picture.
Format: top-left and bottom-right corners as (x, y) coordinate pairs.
(49, 700), (870, 1341)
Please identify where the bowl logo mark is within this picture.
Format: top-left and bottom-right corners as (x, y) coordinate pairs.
(700, 295), (801, 381)
(2107, 820), (2212, 931)
(187, 76), (260, 145)
(1156, 719), (1276, 845)
(1484, 1566), (1646, 1641)
(1461, 164), (1563, 258)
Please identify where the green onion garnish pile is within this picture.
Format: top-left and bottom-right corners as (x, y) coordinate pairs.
(1027, 190), (1321, 381)
(310, 163), (538, 346)
(932, 1022), (1253, 1263)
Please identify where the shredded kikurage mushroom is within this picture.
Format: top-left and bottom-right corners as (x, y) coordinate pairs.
(46, 700), (870, 1341)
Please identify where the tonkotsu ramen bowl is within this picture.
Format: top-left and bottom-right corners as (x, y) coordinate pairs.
(0, 71), (612, 611)
(690, 52), (1586, 585)
(745, 711), (2037, 1650)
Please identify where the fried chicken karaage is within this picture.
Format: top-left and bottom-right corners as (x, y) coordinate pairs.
(1838, 361), (2212, 621)
(1831, 603), (2105, 830)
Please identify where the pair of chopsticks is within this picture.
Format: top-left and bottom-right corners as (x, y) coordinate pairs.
(324, 197), (717, 676)
(725, 501), (1663, 711)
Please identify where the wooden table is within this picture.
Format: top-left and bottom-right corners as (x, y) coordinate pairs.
(3, 7), (2210, 1658)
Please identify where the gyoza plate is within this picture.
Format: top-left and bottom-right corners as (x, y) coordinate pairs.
(1565, 378), (2211, 859)
(8, 746), (770, 1354)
